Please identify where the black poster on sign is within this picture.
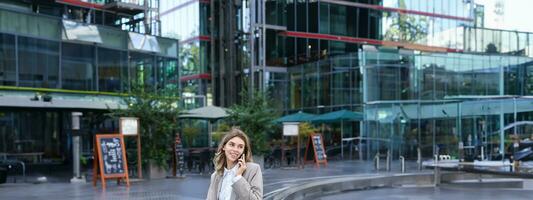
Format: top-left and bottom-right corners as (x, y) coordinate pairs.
(99, 137), (125, 174)
(93, 134), (129, 189)
(312, 135), (325, 160)
(175, 143), (185, 176)
(304, 133), (328, 167)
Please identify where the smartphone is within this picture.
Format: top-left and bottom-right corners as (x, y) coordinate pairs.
(241, 153), (245, 160)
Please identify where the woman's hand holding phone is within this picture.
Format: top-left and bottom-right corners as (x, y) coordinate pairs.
(236, 153), (247, 176)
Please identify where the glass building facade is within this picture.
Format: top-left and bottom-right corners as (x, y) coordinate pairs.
(146, 0), (533, 159)
(160, 0), (212, 110)
(0, 1), (178, 173)
(363, 50), (533, 160)
(253, 0), (533, 161)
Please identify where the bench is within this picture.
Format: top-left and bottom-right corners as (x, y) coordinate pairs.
(0, 152), (44, 163)
(0, 159), (26, 183)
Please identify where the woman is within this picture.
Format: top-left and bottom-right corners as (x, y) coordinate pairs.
(206, 128), (263, 200)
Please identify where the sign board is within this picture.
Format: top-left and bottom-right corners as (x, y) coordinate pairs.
(304, 134), (328, 168)
(283, 122), (299, 136)
(93, 134), (130, 188)
(174, 134), (185, 177)
(120, 117), (139, 136)
(119, 117), (142, 178)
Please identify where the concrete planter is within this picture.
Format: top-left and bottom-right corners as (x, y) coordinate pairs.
(252, 155), (264, 172)
(146, 162), (168, 180)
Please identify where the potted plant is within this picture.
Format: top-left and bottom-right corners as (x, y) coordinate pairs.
(227, 90), (279, 169)
(183, 126), (200, 147)
(212, 123), (231, 145)
(110, 84), (181, 179)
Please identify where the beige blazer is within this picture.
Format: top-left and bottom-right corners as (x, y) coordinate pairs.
(206, 162), (263, 200)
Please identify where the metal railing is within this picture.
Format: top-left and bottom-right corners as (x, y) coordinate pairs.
(374, 150), (391, 172)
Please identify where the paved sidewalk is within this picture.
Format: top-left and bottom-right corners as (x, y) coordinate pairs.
(0, 160), (421, 199)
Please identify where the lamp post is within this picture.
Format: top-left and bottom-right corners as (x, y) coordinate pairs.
(70, 112), (83, 183)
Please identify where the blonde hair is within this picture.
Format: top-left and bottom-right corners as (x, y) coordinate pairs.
(213, 128), (253, 175)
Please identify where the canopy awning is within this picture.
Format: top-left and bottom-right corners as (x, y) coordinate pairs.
(273, 111), (316, 123)
(311, 109), (363, 123)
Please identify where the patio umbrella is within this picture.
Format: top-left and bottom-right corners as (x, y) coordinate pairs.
(273, 111), (317, 167)
(311, 109), (363, 159)
(273, 111), (317, 123)
(179, 106), (230, 147)
(311, 109), (363, 123)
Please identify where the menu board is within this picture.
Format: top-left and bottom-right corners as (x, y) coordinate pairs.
(99, 137), (125, 174)
(93, 134), (130, 188)
(304, 134), (328, 168)
(175, 134), (185, 176)
(312, 135), (326, 161)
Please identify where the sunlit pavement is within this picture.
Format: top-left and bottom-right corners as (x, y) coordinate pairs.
(319, 185), (533, 200)
(0, 160), (398, 199)
(7, 160), (531, 200)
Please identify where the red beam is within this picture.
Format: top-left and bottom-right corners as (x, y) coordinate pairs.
(56, 0), (104, 9)
(279, 31), (382, 45)
(180, 73), (211, 82)
(279, 31), (463, 53)
(322, 0), (473, 22)
(179, 35), (211, 45)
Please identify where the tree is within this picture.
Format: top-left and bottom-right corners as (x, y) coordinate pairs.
(182, 125), (200, 147)
(227, 90), (280, 155)
(110, 85), (181, 169)
(485, 43), (499, 54)
(383, 0), (428, 43)
(299, 122), (318, 138)
(212, 123), (231, 144)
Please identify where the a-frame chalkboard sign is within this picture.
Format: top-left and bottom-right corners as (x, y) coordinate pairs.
(304, 133), (328, 168)
(93, 134), (130, 189)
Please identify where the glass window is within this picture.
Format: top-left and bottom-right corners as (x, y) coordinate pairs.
(330, 4), (346, 36)
(308, 2), (318, 33)
(289, 68), (302, 109)
(179, 42), (200, 76)
(303, 62), (318, 107)
(18, 36), (60, 88)
(98, 26), (127, 49)
(157, 57), (179, 90)
(98, 47), (127, 92)
(0, 9), (61, 40)
(130, 52), (155, 91)
(287, 1), (295, 31)
(61, 42), (95, 91)
(200, 3), (210, 35)
(319, 2), (329, 34)
(158, 37), (178, 58)
(0, 33), (16, 86)
(62, 20), (102, 44)
(296, 0), (307, 32)
(0, 110), (64, 164)
(200, 41), (210, 73)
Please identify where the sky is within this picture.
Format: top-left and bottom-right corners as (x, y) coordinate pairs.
(477, 0), (533, 32)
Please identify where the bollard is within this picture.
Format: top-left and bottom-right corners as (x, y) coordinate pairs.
(374, 153), (380, 171)
(19, 161), (25, 183)
(434, 146), (440, 186)
(417, 147), (422, 171)
(386, 150), (391, 172)
(399, 156), (405, 173)
(480, 146), (485, 161)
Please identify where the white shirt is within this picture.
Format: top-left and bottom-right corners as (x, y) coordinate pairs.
(218, 165), (243, 200)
